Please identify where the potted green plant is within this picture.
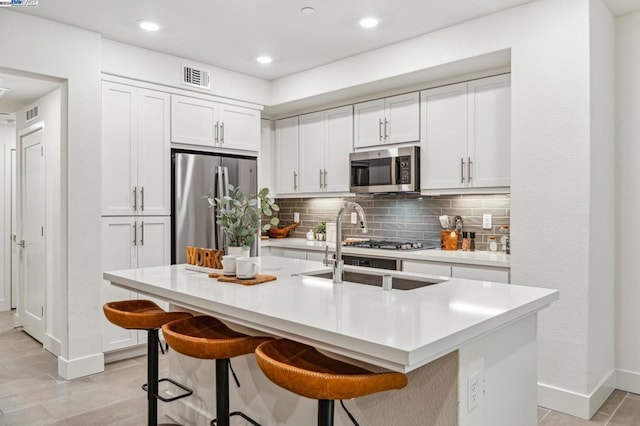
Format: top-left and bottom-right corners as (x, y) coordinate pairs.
(313, 222), (326, 241)
(207, 185), (279, 256)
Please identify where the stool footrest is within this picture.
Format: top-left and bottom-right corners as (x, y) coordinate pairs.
(211, 411), (261, 426)
(142, 377), (193, 402)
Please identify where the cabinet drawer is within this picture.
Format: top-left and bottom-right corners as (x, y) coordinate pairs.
(451, 265), (510, 283)
(403, 260), (451, 277)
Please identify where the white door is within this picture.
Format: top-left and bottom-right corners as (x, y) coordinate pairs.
(137, 89), (170, 216)
(324, 105), (353, 193)
(10, 148), (17, 309)
(137, 217), (171, 322)
(218, 103), (260, 152)
(274, 116), (299, 195)
(19, 126), (46, 342)
(384, 92), (420, 145)
(170, 95), (218, 146)
(420, 83), (468, 190)
(298, 111), (325, 193)
(354, 98), (384, 148)
(101, 217), (137, 351)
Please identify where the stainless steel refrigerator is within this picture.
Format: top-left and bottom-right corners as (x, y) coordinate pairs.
(172, 150), (257, 264)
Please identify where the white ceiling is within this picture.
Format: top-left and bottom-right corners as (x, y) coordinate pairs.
(2, 0), (638, 118)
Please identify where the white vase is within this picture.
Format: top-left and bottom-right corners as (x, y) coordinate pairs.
(227, 246), (250, 258)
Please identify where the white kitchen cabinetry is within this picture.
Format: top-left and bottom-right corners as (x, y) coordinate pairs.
(354, 92), (419, 148)
(404, 259), (510, 283)
(259, 119), (275, 192)
(171, 95), (260, 152)
(101, 216), (171, 352)
(420, 74), (510, 192)
(299, 106), (353, 193)
(274, 116), (299, 195)
(102, 81), (170, 216)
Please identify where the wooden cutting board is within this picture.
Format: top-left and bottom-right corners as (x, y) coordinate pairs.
(208, 273), (277, 286)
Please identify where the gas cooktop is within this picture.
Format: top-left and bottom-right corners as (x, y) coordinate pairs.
(343, 239), (436, 251)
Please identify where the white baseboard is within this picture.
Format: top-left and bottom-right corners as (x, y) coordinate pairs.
(616, 368), (640, 394)
(537, 370), (616, 419)
(104, 345), (146, 364)
(43, 332), (61, 357)
(57, 352), (104, 380)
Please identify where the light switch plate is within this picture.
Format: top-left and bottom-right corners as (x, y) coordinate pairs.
(351, 212), (357, 224)
(482, 214), (492, 229)
(293, 212), (300, 223)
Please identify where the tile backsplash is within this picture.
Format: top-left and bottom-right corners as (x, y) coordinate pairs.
(272, 194), (510, 251)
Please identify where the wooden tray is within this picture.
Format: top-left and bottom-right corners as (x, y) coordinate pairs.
(208, 273), (277, 286)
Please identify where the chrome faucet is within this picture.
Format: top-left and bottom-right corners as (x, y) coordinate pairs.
(324, 202), (368, 283)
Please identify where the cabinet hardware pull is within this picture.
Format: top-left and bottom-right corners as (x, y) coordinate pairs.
(384, 118), (389, 140)
(141, 221), (144, 246)
(294, 171), (298, 190)
(220, 122), (225, 144)
(460, 158), (465, 183)
(468, 157), (472, 183)
(141, 187), (145, 211)
(379, 119), (383, 141)
(319, 169), (323, 189)
(133, 187), (137, 211)
(215, 122), (219, 143)
(324, 169), (327, 189)
(133, 221), (137, 246)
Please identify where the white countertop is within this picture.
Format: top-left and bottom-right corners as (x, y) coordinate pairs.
(104, 256), (555, 373)
(261, 237), (510, 268)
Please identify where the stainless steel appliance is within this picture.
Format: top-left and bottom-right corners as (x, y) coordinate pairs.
(172, 150), (257, 264)
(349, 146), (420, 193)
(342, 255), (401, 270)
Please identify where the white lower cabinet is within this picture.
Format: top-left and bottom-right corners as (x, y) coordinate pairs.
(403, 260), (509, 283)
(266, 247), (325, 262)
(101, 216), (171, 352)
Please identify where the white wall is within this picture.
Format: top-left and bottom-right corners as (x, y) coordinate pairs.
(0, 9), (103, 379)
(0, 125), (16, 312)
(615, 11), (640, 394)
(101, 39), (271, 106)
(16, 86), (65, 356)
(270, 0), (614, 418)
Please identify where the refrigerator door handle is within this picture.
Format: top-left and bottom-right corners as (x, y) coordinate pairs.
(216, 166), (225, 251)
(222, 166), (230, 198)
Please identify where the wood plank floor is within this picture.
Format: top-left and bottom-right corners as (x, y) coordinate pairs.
(1, 310), (639, 425)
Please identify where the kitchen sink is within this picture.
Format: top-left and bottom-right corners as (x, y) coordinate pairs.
(302, 270), (447, 291)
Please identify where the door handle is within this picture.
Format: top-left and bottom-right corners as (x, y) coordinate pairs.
(140, 221), (144, 246)
(133, 221), (137, 246)
(319, 169), (323, 189)
(384, 118), (389, 140)
(460, 158), (465, 183)
(141, 187), (145, 211)
(378, 119), (383, 141)
(215, 122), (219, 144)
(294, 171), (298, 190)
(324, 169), (327, 189)
(133, 186), (137, 211)
(220, 122), (225, 144)
(468, 157), (472, 183)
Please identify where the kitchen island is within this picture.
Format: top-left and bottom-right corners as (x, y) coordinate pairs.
(104, 256), (557, 426)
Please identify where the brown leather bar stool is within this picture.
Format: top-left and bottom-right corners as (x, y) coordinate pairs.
(103, 300), (193, 426)
(255, 339), (408, 426)
(161, 315), (273, 426)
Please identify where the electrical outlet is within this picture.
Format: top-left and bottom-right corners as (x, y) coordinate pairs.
(468, 371), (480, 411)
(482, 214), (492, 229)
(293, 212), (300, 223)
(351, 212), (357, 224)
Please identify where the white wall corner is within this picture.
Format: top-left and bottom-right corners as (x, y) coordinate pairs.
(538, 369), (616, 419)
(57, 352), (104, 380)
(43, 332), (61, 357)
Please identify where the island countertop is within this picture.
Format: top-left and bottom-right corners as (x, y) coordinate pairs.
(104, 256), (557, 373)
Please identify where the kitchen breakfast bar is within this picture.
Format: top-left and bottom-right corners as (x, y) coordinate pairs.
(104, 256), (558, 426)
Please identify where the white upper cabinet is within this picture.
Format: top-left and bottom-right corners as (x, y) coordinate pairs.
(274, 116), (299, 195)
(354, 92), (419, 148)
(297, 105), (353, 195)
(467, 74), (511, 188)
(421, 74), (511, 192)
(171, 94), (260, 152)
(102, 81), (170, 216)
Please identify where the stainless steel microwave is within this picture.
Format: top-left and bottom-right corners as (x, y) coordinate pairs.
(350, 146), (420, 194)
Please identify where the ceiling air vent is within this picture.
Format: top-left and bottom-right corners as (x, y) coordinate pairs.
(26, 105), (39, 122)
(181, 64), (211, 90)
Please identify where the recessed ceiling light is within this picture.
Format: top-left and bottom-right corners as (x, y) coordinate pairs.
(256, 56), (273, 64)
(137, 20), (161, 32)
(358, 17), (380, 28)
(301, 7), (315, 14)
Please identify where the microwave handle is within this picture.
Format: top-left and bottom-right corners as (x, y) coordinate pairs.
(391, 156), (398, 185)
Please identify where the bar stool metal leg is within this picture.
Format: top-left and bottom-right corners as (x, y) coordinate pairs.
(210, 358), (261, 426)
(148, 329), (159, 426)
(318, 400), (334, 426)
